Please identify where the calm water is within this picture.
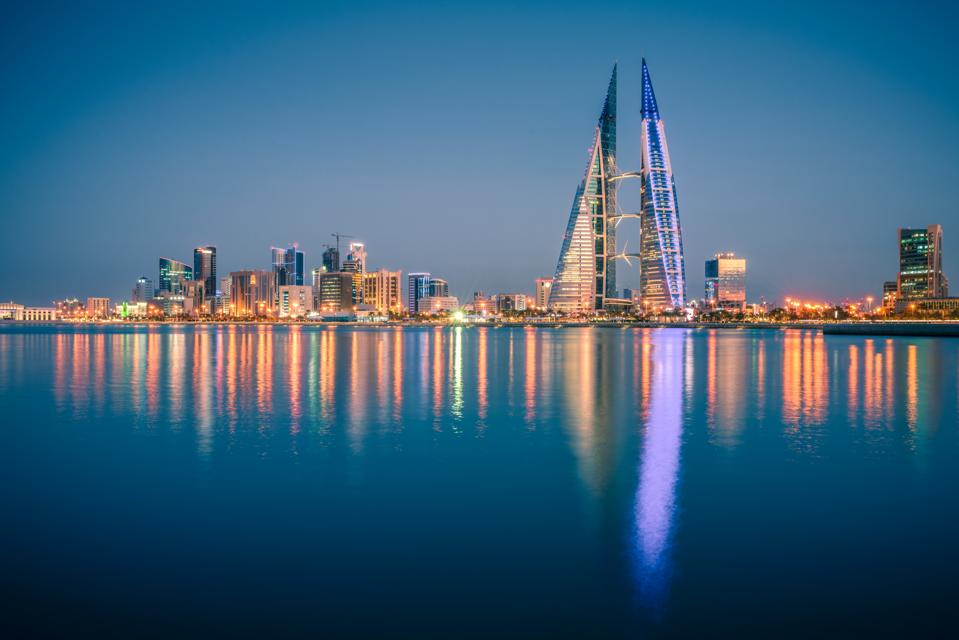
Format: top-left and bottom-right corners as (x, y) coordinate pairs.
(1, 325), (957, 636)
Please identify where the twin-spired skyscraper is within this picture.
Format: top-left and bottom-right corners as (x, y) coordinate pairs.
(549, 59), (687, 312)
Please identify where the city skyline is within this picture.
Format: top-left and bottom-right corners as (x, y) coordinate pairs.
(1, 2), (957, 305)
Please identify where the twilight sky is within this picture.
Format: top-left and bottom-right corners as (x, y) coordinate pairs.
(1, 0), (957, 305)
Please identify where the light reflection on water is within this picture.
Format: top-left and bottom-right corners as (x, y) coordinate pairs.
(1, 324), (957, 632)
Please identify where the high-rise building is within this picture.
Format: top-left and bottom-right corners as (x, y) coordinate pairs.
(549, 65), (617, 313)
(219, 276), (232, 312)
(319, 272), (355, 312)
(638, 59), (687, 310)
(408, 272), (432, 314)
(343, 242), (367, 274)
(133, 276), (153, 302)
(428, 277), (448, 298)
(193, 246), (217, 311)
(230, 270), (274, 317)
(534, 278), (553, 309)
(158, 257), (192, 294)
(182, 280), (206, 316)
(898, 225), (948, 300)
(272, 244), (304, 290)
(704, 253), (746, 311)
(322, 246), (340, 273)
(362, 269), (403, 313)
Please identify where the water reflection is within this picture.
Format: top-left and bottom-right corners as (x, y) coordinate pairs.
(633, 330), (685, 608)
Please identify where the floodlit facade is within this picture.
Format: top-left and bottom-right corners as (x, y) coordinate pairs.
(278, 285), (314, 318)
(419, 296), (459, 314)
(898, 225), (948, 300)
(86, 297), (111, 318)
(133, 276), (154, 302)
(230, 270), (274, 317)
(549, 65), (617, 313)
(319, 272), (355, 313)
(534, 278), (553, 309)
(638, 59), (687, 310)
(362, 269), (402, 313)
(704, 253), (746, 311)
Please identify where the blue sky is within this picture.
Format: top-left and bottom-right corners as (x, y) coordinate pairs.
(1, 0), (957, 304)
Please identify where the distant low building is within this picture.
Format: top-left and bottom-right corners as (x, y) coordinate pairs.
(419, 296), (459, 314)
(495, 294), (527, 313)
(0, 302), (25, 321)
(882, 281), (898, 312)
(24, 307), (59, 322)
(86, 297), (111, 319)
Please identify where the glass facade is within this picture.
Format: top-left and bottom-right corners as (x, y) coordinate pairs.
(158, 257), (192, 295)
(549, 65), (617, 313)
(407, 272), (432, 313)
(272, 245), (304, 290)
(898, 226), (947, 300)
(638, 59), (687, 310)
(704, 253), (746, 311)
(193, 246), (216, 311)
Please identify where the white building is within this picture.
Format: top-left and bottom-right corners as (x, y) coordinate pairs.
(0, 302), (25, 321)
(278, 285), (315, 318)
(24, 307), (59, 321)
(419, 296), (459, 314)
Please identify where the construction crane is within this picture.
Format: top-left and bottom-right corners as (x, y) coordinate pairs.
(330, 233), (353, 256)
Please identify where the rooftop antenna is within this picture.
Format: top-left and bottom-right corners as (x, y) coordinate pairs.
(330, 232), (353, 255)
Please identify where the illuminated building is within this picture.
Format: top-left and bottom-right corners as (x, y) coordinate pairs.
(219, 277), (231, 311)
(407, 272), (431, 313)
(85, 297), (111, 318)
(362, 269), (403, 313)
(133, 276), (154, 302)
(193, 246), (217, 312)
(882, 281), (898, 312)
(55, 298), (84, 319)
(419, 296), (459, 314)
(704, 253), (746, 311)
(342, 243), (367, 303)
(639, 59), (687, 310)
(0, 302), (25, 320)
(898, 225), (948, 300)
(534, 278), (553, 309)
(319, 272), (355, 312)
(23, 307), (58, 322)
(472, 292), (492, 315)
(230, 270), (274, 317)
(182, 280), (206, 316)
(278, 285), (314, 318)
(428, 277), (448, 298)
(549, 65), (617, 313)
(495, 294), (527, 313)
(158, 257), (192, 294)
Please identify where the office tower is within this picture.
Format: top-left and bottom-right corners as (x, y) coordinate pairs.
(428, 277), (449, 298)
(219, 276), (231, 311)
(882, 281), (898, 311)
(319, 272), (355, 312)
(133, 276), (154, 302)
(549, 65), (617, 312)
(278, 285), (314, 318)
(86, 297), (111, 318)
(534, 278), (553, 309)
(408, 272), (432, 313)
(193, 246), (217, 311)
(272, 244), (304, 290)
(639, 59), (687, 310)
(230, 270), (274, 317)
(898, 225), (948, 300)
(158, 257), (193, 294)
(704, 253), (746, 311)
(322, 246), (340, 273)
(362, 269), (403, 313)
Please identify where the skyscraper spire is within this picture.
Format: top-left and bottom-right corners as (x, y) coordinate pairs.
(548, 64), (618, 312)
(641, 58), (660, 120)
